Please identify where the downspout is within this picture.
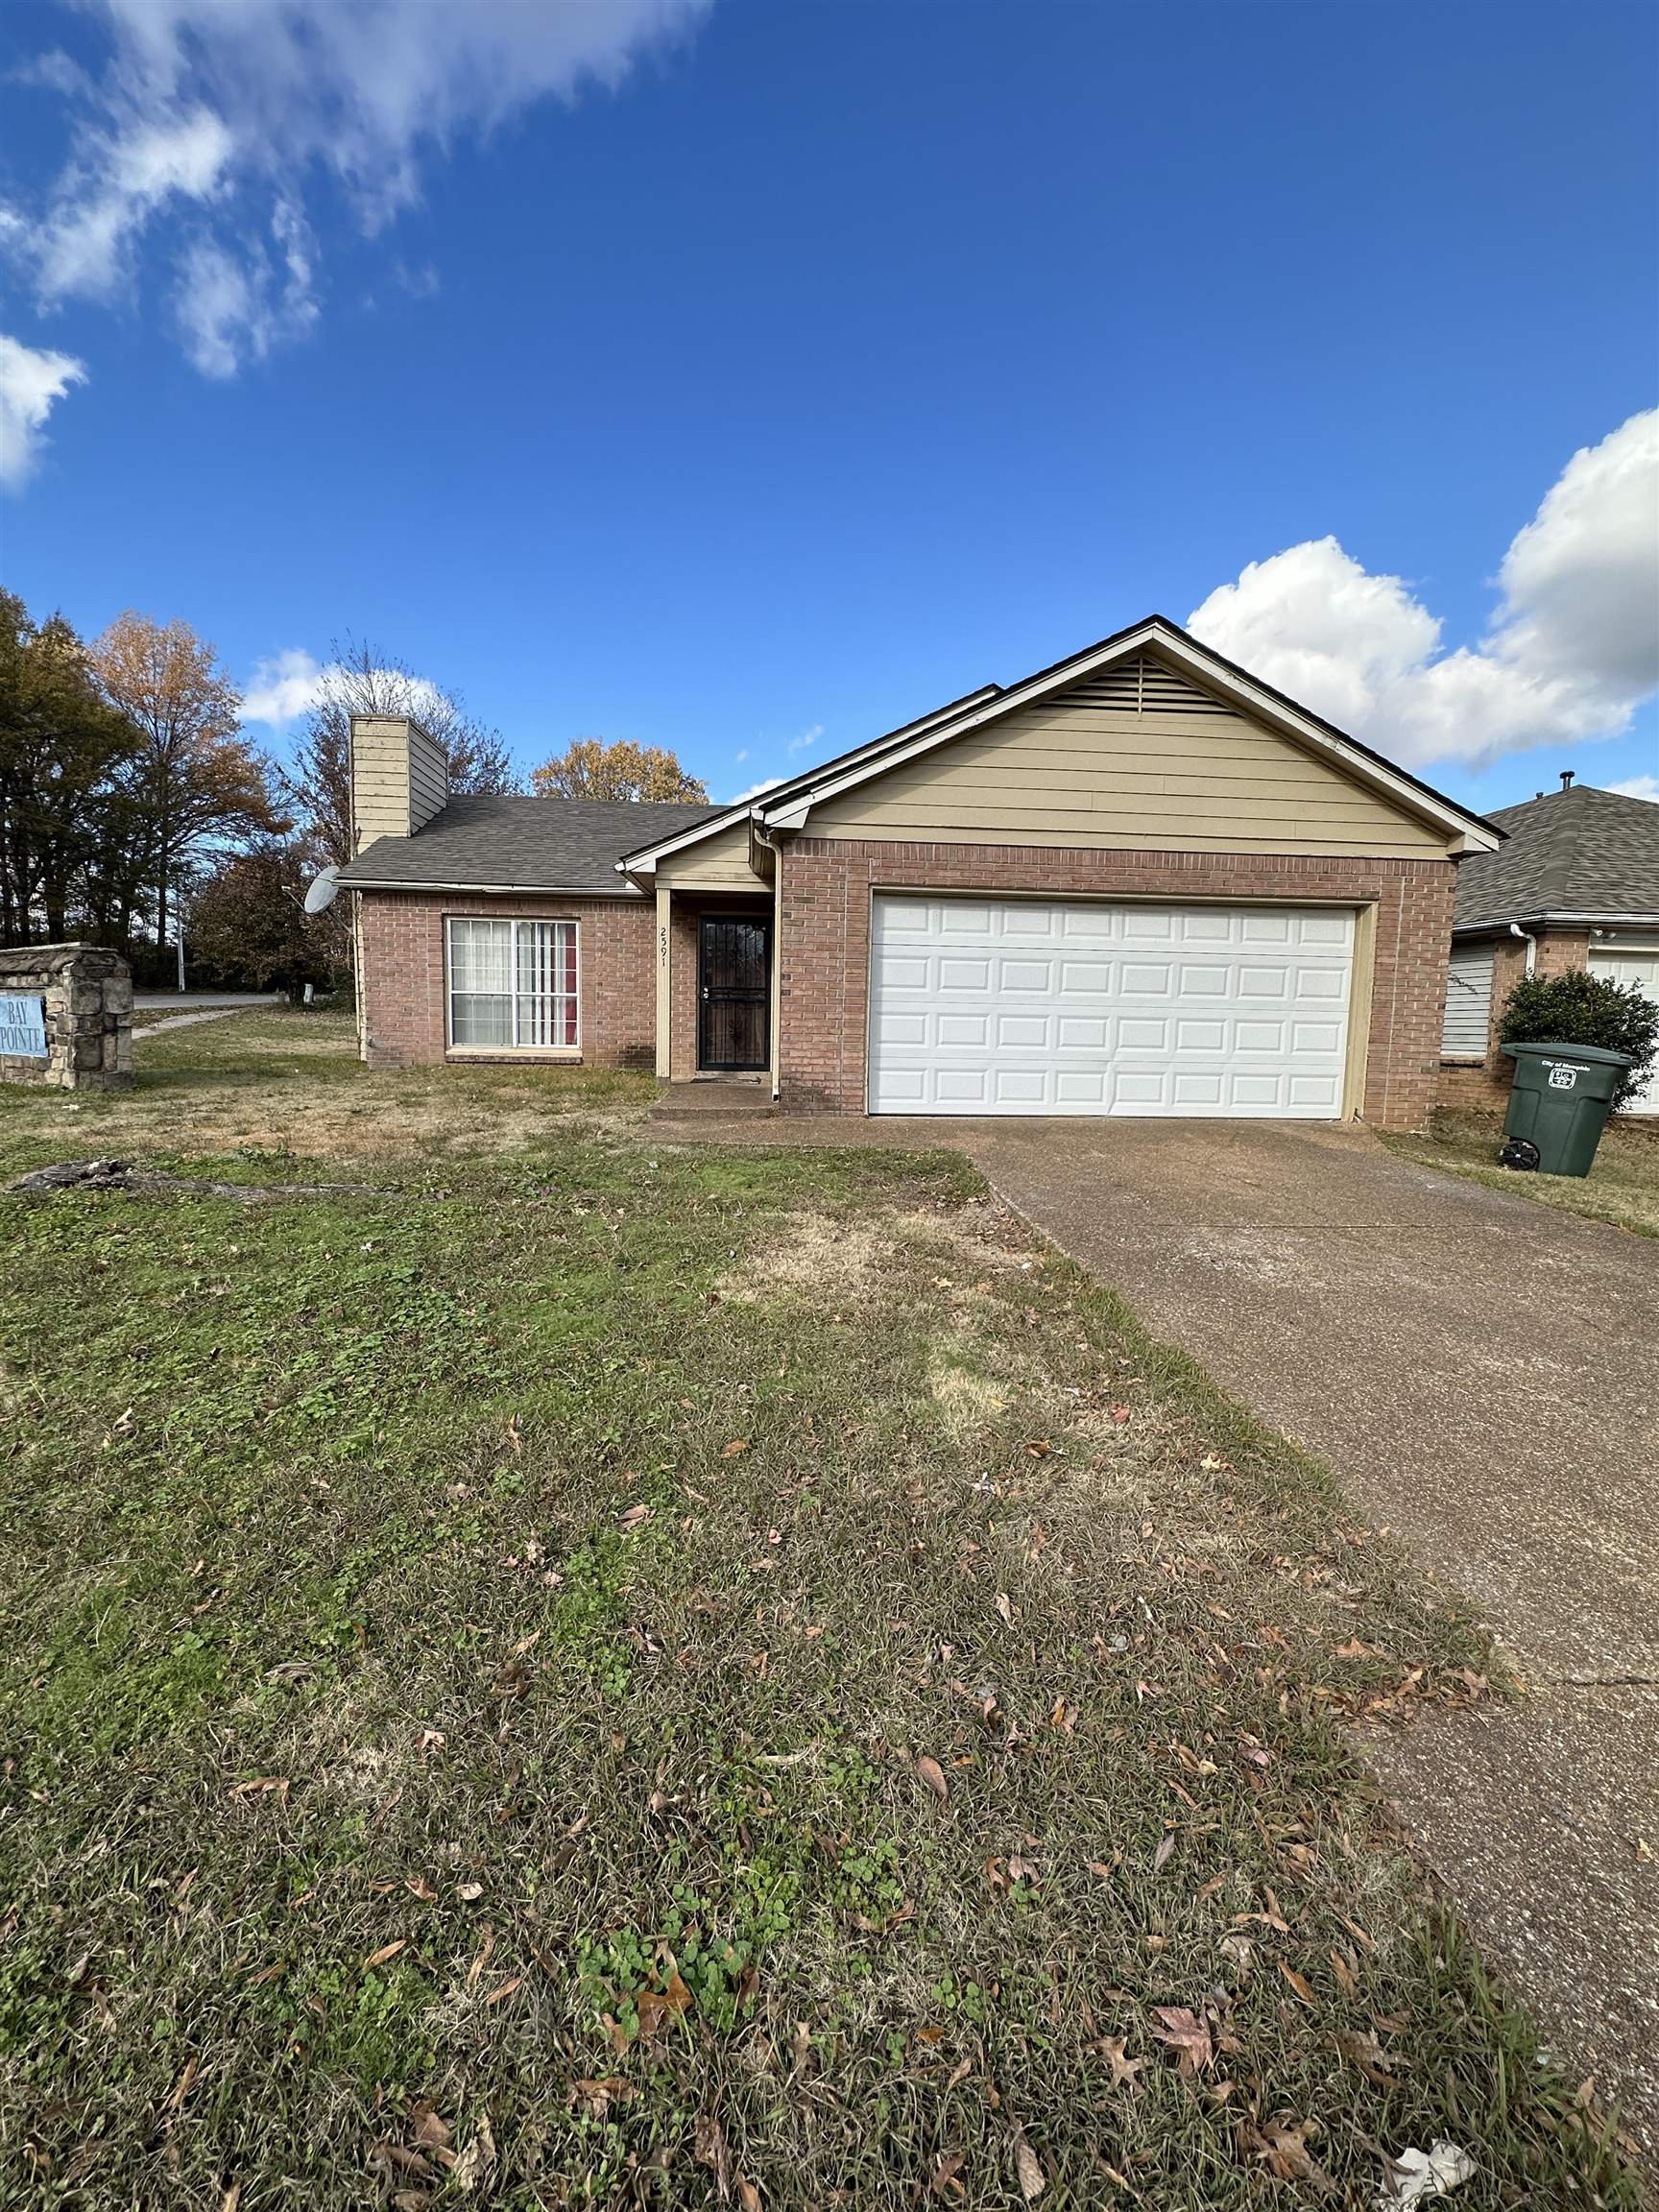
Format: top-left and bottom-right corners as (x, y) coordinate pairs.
(752, 822), (786, 1103)
(1509, 922), (1537, 977)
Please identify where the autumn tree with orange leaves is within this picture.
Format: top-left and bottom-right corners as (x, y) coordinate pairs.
(530, 736), (707, 805)
(90, 611), (281, 964)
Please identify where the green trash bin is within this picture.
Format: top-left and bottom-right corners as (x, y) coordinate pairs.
(1500, 1040), (1631, 1178)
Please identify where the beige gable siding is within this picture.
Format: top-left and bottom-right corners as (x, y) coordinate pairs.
(657, 817), (766, 889)
(351, 721), (413, 852)
(351, 716), (449, 851)
(808, 674), (1451, 860)
(408, 728), (448, 831)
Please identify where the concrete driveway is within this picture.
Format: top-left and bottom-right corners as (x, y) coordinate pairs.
(969, 1118), (1659, 2161)
(657, 1091), (1659, 2156)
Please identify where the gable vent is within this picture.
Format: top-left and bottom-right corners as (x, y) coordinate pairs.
(1058, 655), (1234, 716)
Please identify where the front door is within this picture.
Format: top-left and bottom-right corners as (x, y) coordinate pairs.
(698, 914), (771, 1072)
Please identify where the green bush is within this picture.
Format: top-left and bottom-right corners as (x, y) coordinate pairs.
(1499, 968), (1659, 1112)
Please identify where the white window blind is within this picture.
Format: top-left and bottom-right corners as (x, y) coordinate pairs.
(1441, 945), (1494, 1058)
(448, 919), (578, 1048)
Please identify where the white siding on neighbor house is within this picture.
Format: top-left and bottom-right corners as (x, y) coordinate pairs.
(868, 895), (1355, 1118)
(1588, 946), (1659, 1113)
(810, 658), (1455, 860)
(1441, 944), (1495, 1058)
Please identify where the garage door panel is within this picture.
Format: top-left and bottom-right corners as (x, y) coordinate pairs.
(1588, 949), (1659, 1113)
(869, 896), (1354, 1118)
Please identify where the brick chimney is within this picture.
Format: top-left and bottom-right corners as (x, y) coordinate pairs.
(349, 715), (449, 854)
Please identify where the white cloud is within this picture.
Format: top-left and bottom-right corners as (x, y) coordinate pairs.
(240, 647), (458, 732)
(787, 722), (826, 755)
(731, 774), (785, 803)
(241, 646), (325, 726)
(174, 197), (318, 375)
(11, 0), (709, 372)
(1189, 409), (1659, 771)
(0, 332), (86, 487)
(1609, 775), (1659, 802)
(35, 108), (233, 301)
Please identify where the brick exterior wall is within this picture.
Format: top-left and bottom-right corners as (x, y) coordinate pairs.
(776, 837), (1459, 1132)
(1437, 925), (1592, 1113)
(356, 890), (657, 1069)
(666, 892), (773, 1079)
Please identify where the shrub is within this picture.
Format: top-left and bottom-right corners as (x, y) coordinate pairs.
(1499, 968), (1659, 1113)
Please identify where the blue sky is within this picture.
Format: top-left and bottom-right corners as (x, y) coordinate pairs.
(2, 0), (1655, 813)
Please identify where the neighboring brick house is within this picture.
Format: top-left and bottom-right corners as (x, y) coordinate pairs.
(334, 618), (1503, 1133)
(1439, 775), (1659, 1115)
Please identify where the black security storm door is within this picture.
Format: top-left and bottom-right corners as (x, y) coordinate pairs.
(697, 914), (770, 1072)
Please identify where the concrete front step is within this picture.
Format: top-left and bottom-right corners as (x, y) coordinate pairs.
(651, 1080), (776, 1121)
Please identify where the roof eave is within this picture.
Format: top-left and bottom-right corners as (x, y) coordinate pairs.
(754, 616), (1502, 853)
(343, 875), (647, 898)
(1455, 909), (1659, 933)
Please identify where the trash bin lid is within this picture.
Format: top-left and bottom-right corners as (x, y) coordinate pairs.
(1502, 1038), (1633, 1068)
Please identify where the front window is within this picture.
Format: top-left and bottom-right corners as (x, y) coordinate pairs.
(447, 918), (578, 1048)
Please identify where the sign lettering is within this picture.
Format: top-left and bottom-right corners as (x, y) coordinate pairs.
(0, 994), (48, 1058)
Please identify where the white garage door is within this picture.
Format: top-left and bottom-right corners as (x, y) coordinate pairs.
(868, 896), (1355, 1118)
(1588, 946), (1659, 1114)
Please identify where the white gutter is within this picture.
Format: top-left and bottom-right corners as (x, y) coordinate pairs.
(344, 877), (647, 898)
(751, 822), (788, 1102)
(1509, 921), (1537, 976)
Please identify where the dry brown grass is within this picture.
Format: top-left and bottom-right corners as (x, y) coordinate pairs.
(0, 1003), (658, 1166)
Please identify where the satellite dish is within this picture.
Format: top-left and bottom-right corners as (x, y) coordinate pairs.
(303, 864), (342, 914)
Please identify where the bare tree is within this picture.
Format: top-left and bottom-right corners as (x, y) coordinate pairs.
(280, 637), (520, 871)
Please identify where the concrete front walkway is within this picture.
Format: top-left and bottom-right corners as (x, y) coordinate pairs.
(656, 1094), (1659, 2157)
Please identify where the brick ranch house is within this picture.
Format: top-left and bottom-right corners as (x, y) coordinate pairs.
(1440, 774), (1659, 1114)
(335, 616), (1503, 1132)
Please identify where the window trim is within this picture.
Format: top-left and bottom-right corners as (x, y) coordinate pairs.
(444, 914), (582, 1056)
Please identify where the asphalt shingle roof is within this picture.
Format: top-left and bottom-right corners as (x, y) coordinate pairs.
(1453, 783), (1659, 931)
(335, 795), (726, 896)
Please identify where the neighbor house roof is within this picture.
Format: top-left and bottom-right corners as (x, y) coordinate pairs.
(615, 615), (1503, 874)
(1452, 783), (1659, 932)
(335, 794), (723, 897)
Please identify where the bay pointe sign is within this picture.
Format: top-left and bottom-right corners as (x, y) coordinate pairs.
(0, 995), (48, 1058)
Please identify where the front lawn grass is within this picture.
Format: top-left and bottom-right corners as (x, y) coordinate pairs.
(0, 1019), (1640, 2206)
(1382, 1105), (1659, 1238)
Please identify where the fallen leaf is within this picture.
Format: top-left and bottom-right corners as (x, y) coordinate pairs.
(1277, 1960), (1316, 2008)
(483, 1975), (522, 2008)
(570, 2077), (634, 2117)
(1150, 2005), (1213, 2076)
(363, 1939), (408, 1971)
(722, 1439), (750, 1458)
(1334, 2030), (1400, 2086)
(1153, 1831), (1176, 1873)
(1012, 2129), (1046, 2200)
(618, 1503), (654, 1529)
(637, 1967), (693, 2037)
(1218, 1931), (1255, 1981)
(1245, 2115), (1322, 2182)
(449, 2115), (496, 2194)
(928, 2152), (967, 2200)
(409, 2106), (452, 2152)
(916, 1755), (950, 1803)
(695, 2112), (733, 2200)
(1097, 2035), (1144, 2088)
